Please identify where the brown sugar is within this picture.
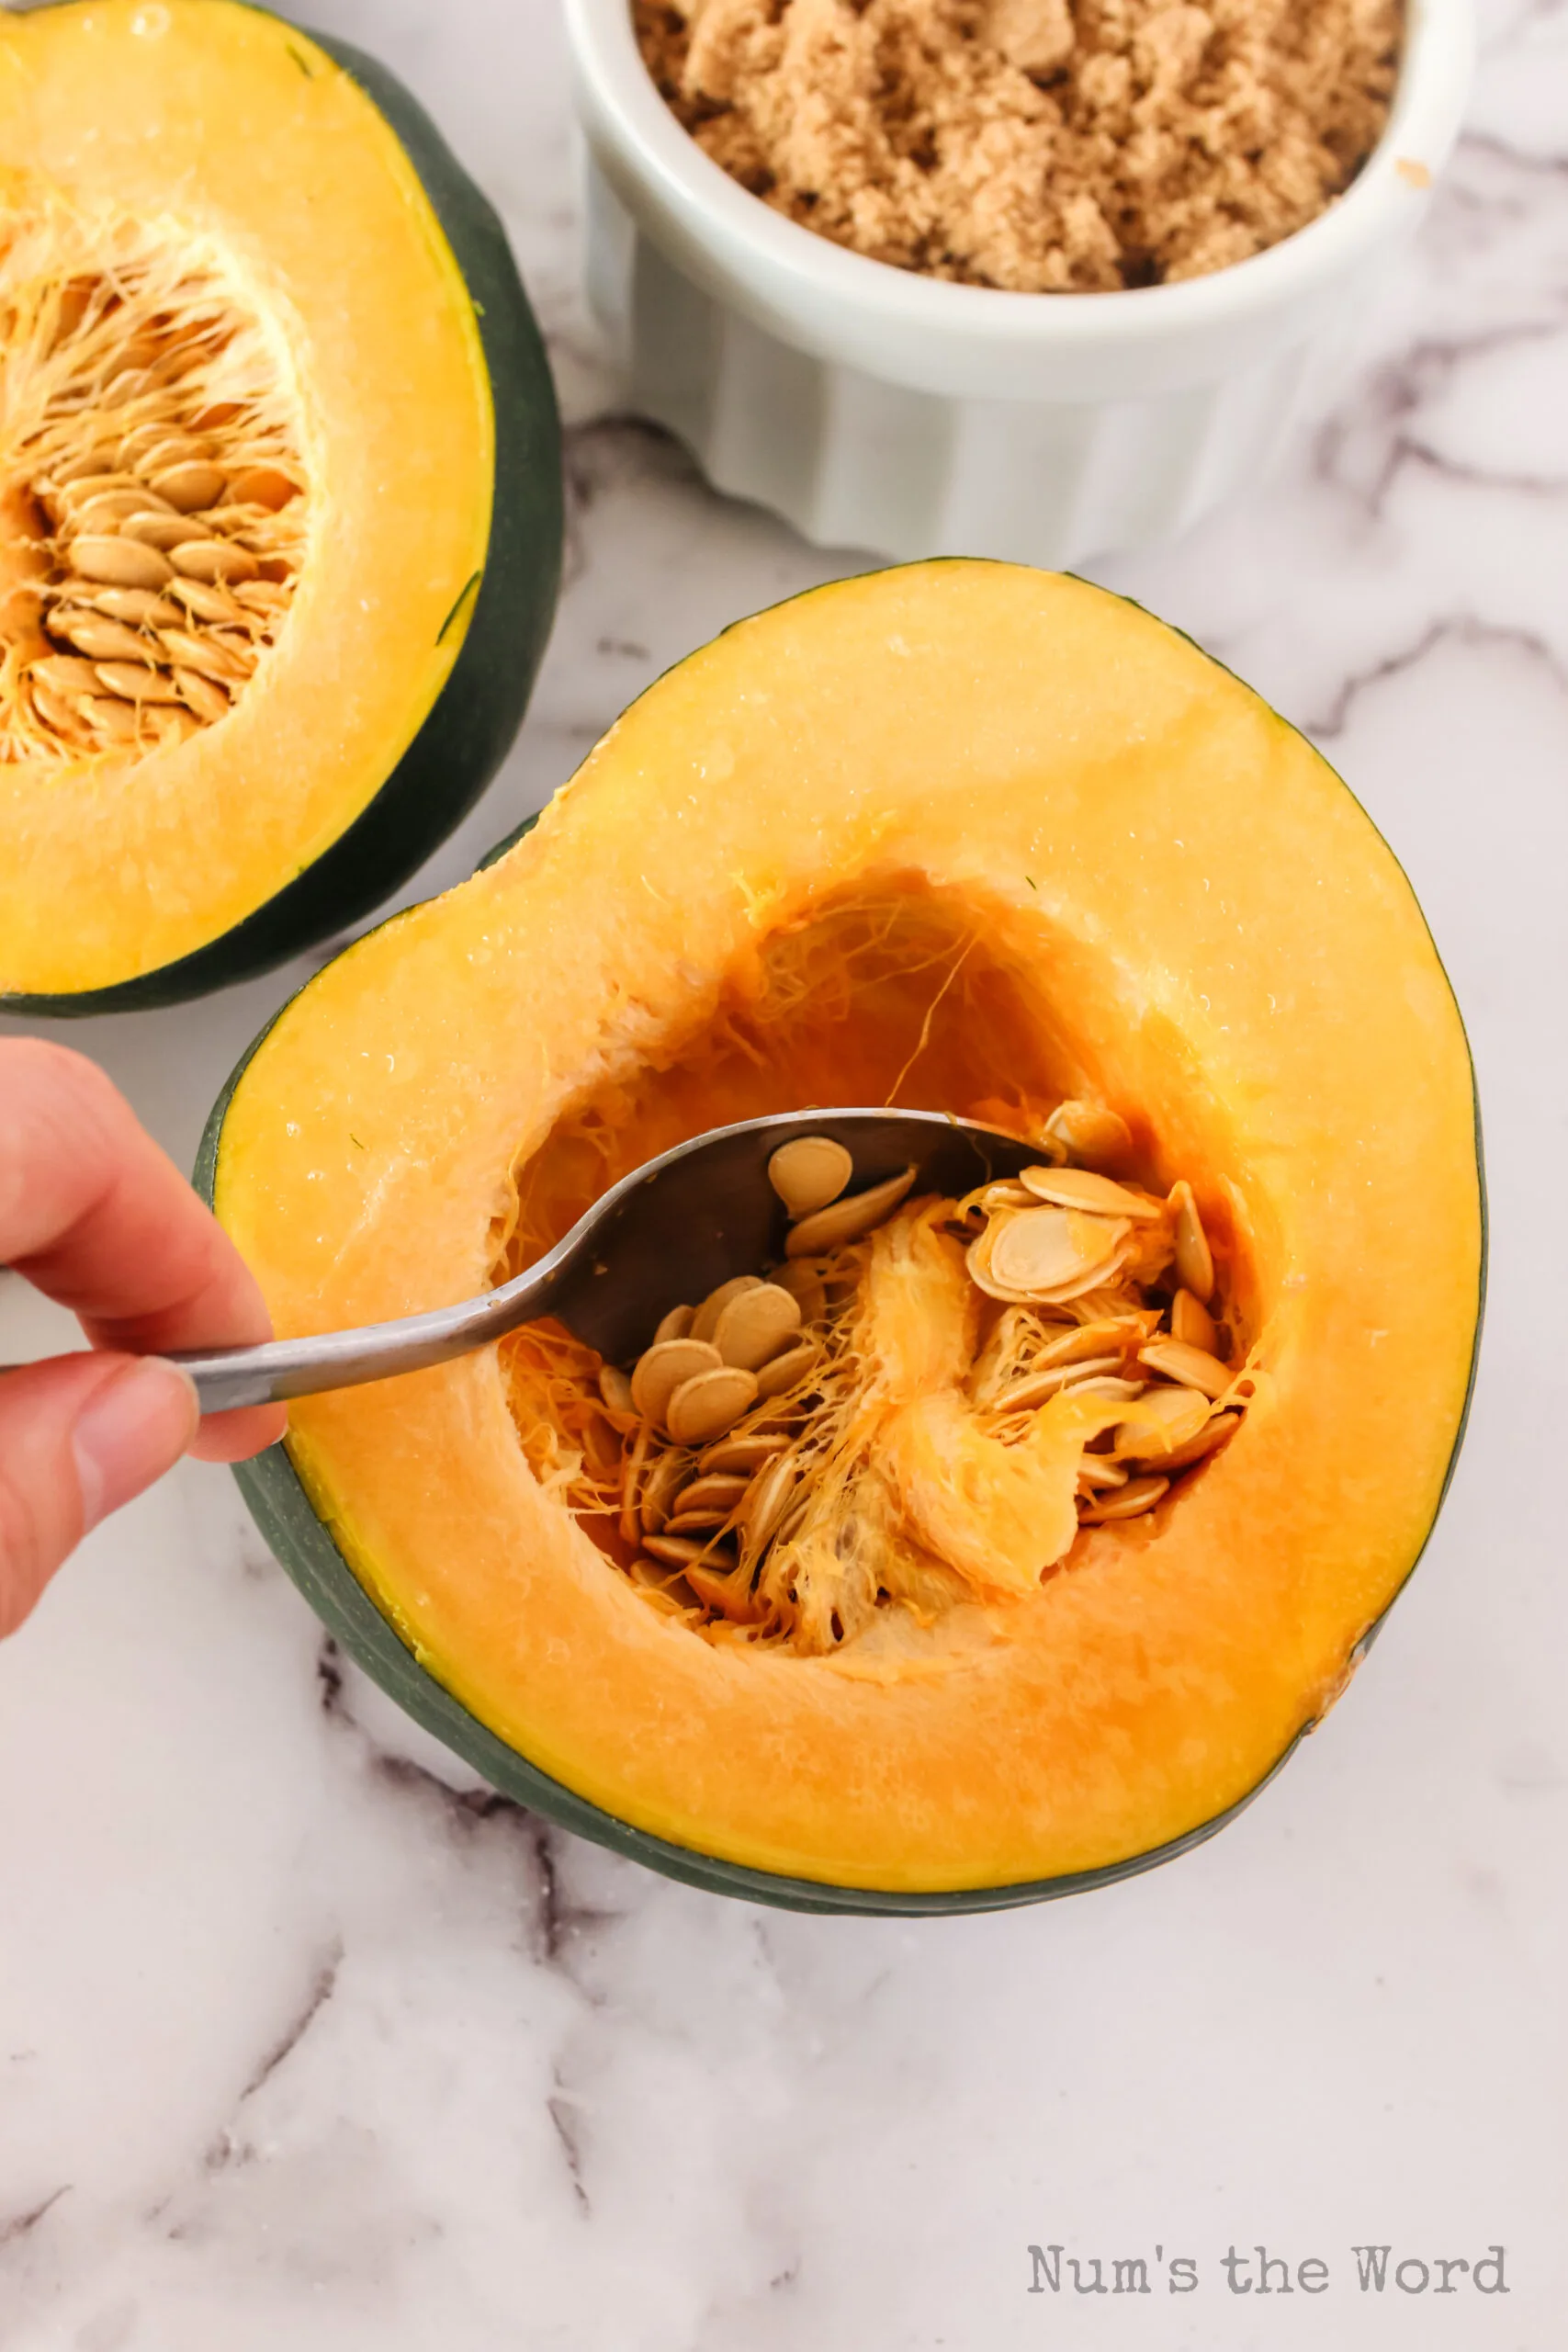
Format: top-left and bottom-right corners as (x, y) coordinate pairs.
(633, 0), (1403, 293)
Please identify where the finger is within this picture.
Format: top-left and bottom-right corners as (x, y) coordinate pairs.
(1, 1038), (265, 1351)
(0, 1352), (198, 1638)
(187, 1399), (288, 1464)
(0, 1041), (285, 1456)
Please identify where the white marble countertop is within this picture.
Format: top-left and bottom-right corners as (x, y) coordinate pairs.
(3, 2), (1566, 2344)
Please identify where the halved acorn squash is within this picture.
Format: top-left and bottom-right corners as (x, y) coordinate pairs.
(203, 562), (1483, 1913)
(0, 0), (561, 1012)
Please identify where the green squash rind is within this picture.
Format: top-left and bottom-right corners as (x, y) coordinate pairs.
(7, 16), (562, 1018)
(197, 624), (1486, 1909)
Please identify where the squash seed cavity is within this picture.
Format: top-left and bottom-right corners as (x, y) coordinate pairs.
(498, 1120), (1255, 1660)
(1, 203), (309, 767)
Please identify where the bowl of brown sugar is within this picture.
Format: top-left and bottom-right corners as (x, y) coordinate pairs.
(565, 0), (1472, 562)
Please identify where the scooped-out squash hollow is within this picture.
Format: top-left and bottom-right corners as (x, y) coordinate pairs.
(204, 562), (1484, 1913)
(1, 0), (561, 1012)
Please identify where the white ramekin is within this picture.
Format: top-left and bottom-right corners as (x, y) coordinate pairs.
(564, 0), (1472, 565)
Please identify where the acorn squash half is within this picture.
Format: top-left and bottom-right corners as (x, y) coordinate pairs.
(0, 0), (561, 1012)
(204, 563), (1484, 1913)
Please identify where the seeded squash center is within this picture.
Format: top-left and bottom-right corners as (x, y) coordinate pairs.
(210, 562), (1483, 1905)
(495, 879), (1261, 1659)
(3, 204), (310, 759)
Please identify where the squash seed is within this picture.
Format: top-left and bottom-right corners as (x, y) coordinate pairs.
(786, 1166), (917, 1257)
(51, 608), (153, 663)
(963, 1227), (1043, 1306)
(1043, 1105), (1128, 1170)
(1138, 1337), (1232, 1400)
(73, 486), (173, 532)
(666, 1365), (759, 1446)
(149, 707), (200, 748)
(642, 1533), (727, 1568)
(1066, 1374), (1145, 1401)
(1038, 1251), (1142, 1308)
(57, 469), (139, 514)
(580, 1414), (621, 1478)
(671, 1472), (750, 1519)
(1077, 1454), (1130, 1491)
(120, 510), (207, 550)
(28, 681), (86, 739)
(1079, 1475), (1169, 1522)
(171, 537), (259, 584)
(1169, 1286), (1219, 1354)
(696, 1432), (790, 1477)
(234, 581), (292, 614)
(118, 424), (178, 470)
(168, 576), (245, 626)
(159, 627), (249, 683)
(1153, 1411), (1241, 1473)
(665, 1506), (735, 1534)
(753, 1339), (818, 1399)
(683, 1555), (765, 1622)
(1020, 1166), (1164, 1220)
(173, 669), (231, 723)
(230, 464), (299, 511)
(598, 1364), (635, 1417)
(638, 1448), (689, 1537)
(1034, 1315), (1151, 1367)
(639, 1317), (691, 1354)
(68, 535), (174, 590)
(135, 433), (213, 474)
(150, 458), (227, 511)
(713, 1282), (801, 1371)
(30, 654), (102, 699)
(630, 1336), (723, 1425)
(95, 662), (183, 703)
(82, 695), (140, 739)
(51, 452), (118, 488)
(767, 1135), (853, 1218)
(1169, 1180), (1215, 1302)
(1113, 1385), (1211, 1460)
(977, 1181), (1038, 1210)
(211, 628), (257, 674)
(624, 1553), (671, 1589)
(82, 586), (181, 628)
(993, 1354), (1122, 1411)
(690, 1275), (762, 1345)
(618, 1420), (652, 1544)
(981, 1205), (1128, 1297)
(774, 1260), (828, 1328)
(1043, 1099), (1133, 1167)
(740, 1451), (801, 1555)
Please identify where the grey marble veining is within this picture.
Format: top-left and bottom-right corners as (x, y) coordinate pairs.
(2, 1), (1565, 2344)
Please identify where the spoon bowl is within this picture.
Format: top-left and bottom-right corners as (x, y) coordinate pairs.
(173, 1109), (1038, 1415)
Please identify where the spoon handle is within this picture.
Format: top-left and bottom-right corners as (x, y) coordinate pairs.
(166, 1266), (558, 1415)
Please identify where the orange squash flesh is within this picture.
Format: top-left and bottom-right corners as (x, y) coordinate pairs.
(214, 563), (1482, 1894)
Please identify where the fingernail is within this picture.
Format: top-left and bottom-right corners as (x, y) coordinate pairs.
(73, 1359), (200, 1535)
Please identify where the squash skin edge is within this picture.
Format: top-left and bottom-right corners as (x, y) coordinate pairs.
(5, 16), (563, 1017)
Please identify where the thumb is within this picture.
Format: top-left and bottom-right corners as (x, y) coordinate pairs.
(0, 1352), (199, 1638)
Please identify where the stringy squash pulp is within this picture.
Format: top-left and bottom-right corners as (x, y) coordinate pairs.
(214, 564), (1483, 1896)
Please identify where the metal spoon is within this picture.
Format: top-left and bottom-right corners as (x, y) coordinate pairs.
(171, 1108), (1038, 1415)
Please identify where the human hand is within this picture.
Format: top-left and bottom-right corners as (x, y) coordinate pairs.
(1, 1039), (287, 1637)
